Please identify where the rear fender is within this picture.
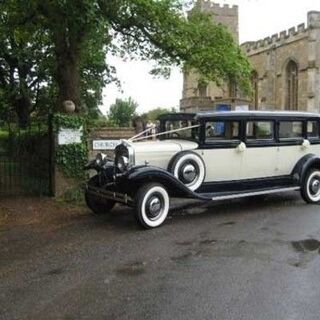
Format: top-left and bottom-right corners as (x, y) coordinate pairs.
(291, 154), (320, 184)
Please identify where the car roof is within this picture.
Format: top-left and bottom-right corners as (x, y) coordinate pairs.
(157, 113), (196, 121)
(195, 110), (320, 120)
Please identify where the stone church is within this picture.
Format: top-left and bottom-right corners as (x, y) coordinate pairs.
(180, 0), (320, 113)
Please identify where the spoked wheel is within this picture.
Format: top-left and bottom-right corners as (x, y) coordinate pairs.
(301, 169), (320, 203)
(135, 183), (170, 229)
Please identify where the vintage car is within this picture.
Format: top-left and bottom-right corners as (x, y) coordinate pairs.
(85, 111), (320, 228)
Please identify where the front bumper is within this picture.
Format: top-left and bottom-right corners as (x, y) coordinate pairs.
(86, 183), (134, 206)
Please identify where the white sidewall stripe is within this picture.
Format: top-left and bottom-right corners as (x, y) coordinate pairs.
(141, 186), (169, 227)
(173, 154), (205, 191)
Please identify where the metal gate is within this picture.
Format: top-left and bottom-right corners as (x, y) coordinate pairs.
(0, 115), (54, 197)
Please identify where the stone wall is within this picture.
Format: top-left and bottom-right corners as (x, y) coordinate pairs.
(87, 127), (135, 160)
(182, 0), (239, 108)
(181, 2), (320, 114)
(240, 11), (320, 112)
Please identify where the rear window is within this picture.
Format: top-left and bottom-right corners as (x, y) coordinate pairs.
(307, 121), (319, 138)
(162, 120), (199, 140)
(205, 121), (240, 143)
(246, 121), (274, 140)
(279, 121), (303, 140)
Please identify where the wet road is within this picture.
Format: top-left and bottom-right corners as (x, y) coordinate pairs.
(1, 192), (320, 320)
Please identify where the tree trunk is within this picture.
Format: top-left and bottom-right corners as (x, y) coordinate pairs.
(56, 55), (81, 112)
(14, 95), (31, 128)
(53, 31), (82, 113)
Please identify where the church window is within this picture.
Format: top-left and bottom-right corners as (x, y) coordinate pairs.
(285, 60), (299, 110)
(228, 80), (237, 97)
(198, 82), (207, 97)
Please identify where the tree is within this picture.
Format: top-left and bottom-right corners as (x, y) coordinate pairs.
(108, 98), (138, 127)
(2, 0), (251, 115)
(141, 107), (174, 122)
(0, 1), (113, 124)
(0, 1), (54, 127)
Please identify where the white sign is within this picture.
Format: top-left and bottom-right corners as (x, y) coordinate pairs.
(58, 127), (83, 145)
(93, 140), (121, 150)
(235, 105), (249, 111)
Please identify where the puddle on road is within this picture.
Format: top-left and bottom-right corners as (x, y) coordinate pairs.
(218, 221), (236, 226)
(170, 252), (193, 262)
(291, 239), (320, 253)
(116, 261), (146, 277)
(175, 240), (194, 246)
(199, 239), (217, 245)
(44, 268), (64, 276)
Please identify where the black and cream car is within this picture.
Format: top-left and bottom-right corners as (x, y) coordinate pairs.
(85, 111), (320, 228)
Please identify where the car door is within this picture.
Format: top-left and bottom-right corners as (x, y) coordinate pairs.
(276, 120), (308, 175)
(241, 119), (278, 179)
(195, 119), (243, 182)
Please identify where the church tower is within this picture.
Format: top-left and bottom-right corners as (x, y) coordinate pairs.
(180, 1), (250, 112)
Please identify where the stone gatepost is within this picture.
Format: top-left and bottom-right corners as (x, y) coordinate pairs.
(53, 113), (86, 198)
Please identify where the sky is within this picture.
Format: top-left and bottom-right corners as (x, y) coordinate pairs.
(101, 0), (320, 115)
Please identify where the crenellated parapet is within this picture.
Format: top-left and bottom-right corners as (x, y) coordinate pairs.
(196, 0), (238, 16)
(241, 23), (308, 54)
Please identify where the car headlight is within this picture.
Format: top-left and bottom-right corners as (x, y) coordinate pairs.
(115, 142), (134, 173)
(95, 153), (107, 167)
(117, 155), (129, 172)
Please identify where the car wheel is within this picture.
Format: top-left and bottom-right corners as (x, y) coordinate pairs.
(135, 183), (170, 229)
(168, 151), (205, 191)
(85, 175), (115, 214)
(85, 190), (115, 214)
(301, 169), (320, 203)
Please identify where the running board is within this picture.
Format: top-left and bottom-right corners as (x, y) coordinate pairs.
(209, 186), (300, 201)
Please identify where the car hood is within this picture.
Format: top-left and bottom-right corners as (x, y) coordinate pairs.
(130, 139), (198, 153)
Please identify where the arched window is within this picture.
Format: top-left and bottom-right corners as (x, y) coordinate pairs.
(198, 81), (207, 97)
(252, 70), (259, 110)
(285, 60), (298, 110)
(228, 80), (237, 98)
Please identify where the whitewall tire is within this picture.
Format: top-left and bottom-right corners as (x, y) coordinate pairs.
(169, 151), (205, 191)
(301, 169), (320, 203)
(135, 183), (170, 229)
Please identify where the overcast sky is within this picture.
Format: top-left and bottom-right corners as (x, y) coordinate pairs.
(101, 0), (320, 115)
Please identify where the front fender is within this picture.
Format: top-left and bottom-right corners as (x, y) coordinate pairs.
(119, 165), (207, 199)
(291, 154), (320, 184)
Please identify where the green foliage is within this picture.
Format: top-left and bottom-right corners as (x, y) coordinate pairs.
(56, 143), (87, 179)
(61, 184), (86, 204)
(106, 0), (252, 93)
(1, 0), (252, 125)
(141, 107), (172, 122)
(54, 114), (87, 179)
(0, 1), (55, 125)
(53, 114), (85, 131)
(86, 116), (108, 129)
(108, 98), (138, 127)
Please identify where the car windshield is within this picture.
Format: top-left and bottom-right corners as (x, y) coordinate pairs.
(160, 120), (199, 141)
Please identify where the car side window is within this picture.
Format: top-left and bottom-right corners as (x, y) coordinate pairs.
(307, 120), (319, 139)
(205, 121), (240, 143)
(279, 121), (303, 140)
(246, 121), (274, 141)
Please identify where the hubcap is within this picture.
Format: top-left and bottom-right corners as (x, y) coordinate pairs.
(182, 164), (196, 183)
(310, 178), (320, 194)
(146, 194), (163, 220)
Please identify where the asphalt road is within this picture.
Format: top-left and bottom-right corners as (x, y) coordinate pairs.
(1, 192), (320, 320)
